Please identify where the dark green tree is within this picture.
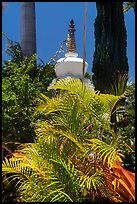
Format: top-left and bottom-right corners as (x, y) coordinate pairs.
(92, 2), (129, 94)
(92, 3), (129, 132)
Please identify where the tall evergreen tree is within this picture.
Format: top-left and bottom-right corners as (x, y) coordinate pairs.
(92, 2), (129, 94)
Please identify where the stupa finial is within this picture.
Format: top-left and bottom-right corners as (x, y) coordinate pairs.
(65, 19), (78, 57)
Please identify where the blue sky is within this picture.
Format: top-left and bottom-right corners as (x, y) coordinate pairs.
(2, 2), (135, 82)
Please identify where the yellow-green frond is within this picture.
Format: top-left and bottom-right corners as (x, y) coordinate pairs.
(86, 136), (124, 168)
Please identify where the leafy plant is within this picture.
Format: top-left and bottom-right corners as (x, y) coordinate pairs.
(2, 35), (54, 202)
(2, 55), (41, 146)
(116, 82), (135, 172)
(3, 77), (134, 202)
(2, 36), (56, 152)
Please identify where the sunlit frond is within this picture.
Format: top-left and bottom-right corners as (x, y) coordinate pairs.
(86, 136), (124, 168)
(3, 77), (131, 202)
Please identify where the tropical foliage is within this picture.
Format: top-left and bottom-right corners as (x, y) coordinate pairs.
(2, 78), (135, 202)
(2, 55), (39, 144)
(2, 2), (135, 201)
(2, 36), (56, 162)
(2, 36), (56, 201)
(116, 82), (135, 172)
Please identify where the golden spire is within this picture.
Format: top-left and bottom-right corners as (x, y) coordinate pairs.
(65, 19), (78, 57)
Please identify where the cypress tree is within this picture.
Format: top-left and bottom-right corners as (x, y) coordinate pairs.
(92, 2), (129, 94)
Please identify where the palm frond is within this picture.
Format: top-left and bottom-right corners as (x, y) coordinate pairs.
(48, 77), (94, 102)
(123, 2), (135, 12)
(37, 77), (122, 134)
(86, 136), (124, 168)
(111, 72), (128, 96)
(3, 75), (132, 202)
(79, 170), (113, 200)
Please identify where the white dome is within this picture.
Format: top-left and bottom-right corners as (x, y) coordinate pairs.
(55, 57), (88, 79)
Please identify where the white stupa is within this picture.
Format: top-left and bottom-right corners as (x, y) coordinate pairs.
(55, 19), (88, 79)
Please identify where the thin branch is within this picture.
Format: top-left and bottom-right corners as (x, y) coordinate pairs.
(82, 2), (88, 85)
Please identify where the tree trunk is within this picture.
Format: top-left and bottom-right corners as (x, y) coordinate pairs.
(21, 2), (36, 57)
(110, 105), (117, 133)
